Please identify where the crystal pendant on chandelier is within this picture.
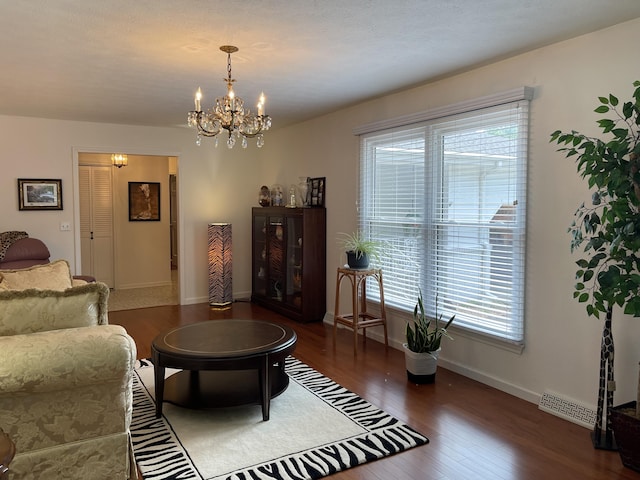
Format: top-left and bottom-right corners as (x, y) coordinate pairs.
(187, 45), (271, 149)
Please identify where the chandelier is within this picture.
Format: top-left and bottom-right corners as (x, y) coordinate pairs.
(111, 153), (128, 168)
(187, 45), (272, 149)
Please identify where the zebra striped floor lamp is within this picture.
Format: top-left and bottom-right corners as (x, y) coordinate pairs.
(208, 223), (232, 307)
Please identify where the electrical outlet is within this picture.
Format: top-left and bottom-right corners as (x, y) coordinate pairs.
(60, 222), (71, 231)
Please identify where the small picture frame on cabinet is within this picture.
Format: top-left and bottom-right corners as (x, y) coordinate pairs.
(309, 177), (325, 207)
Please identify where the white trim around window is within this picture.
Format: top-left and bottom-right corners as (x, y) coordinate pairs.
(356, 87), (532, 347)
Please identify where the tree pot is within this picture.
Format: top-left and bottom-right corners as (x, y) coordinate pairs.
(403, 345), (440, 384)
(346, 251), (369, 269)
(611, 401), (640, 472)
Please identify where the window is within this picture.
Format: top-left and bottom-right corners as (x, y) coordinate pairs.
(358, 91), (530, 345)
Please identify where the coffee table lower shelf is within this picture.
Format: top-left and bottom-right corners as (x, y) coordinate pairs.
(162, 365), (290, 411)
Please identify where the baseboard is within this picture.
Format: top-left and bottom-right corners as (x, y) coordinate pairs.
(183, 296), (207, 305)
(115, 280), (172, 290)
(324, 314), (595, 428)
(325, 314), (540, 404)
(234, 290), (251, 301)
(182, 290), (251, 306)
(437, 357), (541, 405)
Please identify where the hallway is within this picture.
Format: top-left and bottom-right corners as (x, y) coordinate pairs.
(108, 269), (178, 312)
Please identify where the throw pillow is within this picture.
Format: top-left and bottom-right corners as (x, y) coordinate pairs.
(0, 259), (73, 291)
(0, 282), (110, 335)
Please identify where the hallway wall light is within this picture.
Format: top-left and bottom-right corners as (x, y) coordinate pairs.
(111, 153), (128, 168)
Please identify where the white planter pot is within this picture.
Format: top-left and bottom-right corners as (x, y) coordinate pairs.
(403, 344), (440, 384)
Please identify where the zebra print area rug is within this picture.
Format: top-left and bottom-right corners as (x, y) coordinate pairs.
(131, 357), (428, 480)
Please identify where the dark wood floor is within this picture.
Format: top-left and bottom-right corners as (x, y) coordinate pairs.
(110, 301), (637, 480)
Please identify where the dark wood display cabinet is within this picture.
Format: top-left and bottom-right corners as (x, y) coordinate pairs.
(251, 207), (326, 322)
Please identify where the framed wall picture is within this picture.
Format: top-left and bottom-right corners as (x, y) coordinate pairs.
(128, 182), (160, 221)
(17, 178), (63, 211)
(309, 177), (325, 207)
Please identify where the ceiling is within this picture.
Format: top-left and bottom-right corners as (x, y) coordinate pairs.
(2, 1), (640, 130)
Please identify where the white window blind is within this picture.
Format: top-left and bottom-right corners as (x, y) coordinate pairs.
(359, 96), (529, 344)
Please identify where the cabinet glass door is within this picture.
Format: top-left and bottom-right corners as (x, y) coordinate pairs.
(286, 215), (303, 308)
(268, 216), (285, 302)
(253, 214), (267, 296)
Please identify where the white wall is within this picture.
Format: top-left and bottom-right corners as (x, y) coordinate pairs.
(113, 155), (170, 289)
(0, 116), (268, 305)
(260, 18), (640, 411)
(2, 17), (640, 414)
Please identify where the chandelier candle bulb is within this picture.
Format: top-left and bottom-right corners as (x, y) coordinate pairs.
(195, 88), (202, 111)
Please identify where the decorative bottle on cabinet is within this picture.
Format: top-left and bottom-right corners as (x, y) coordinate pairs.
(251, 207), (326, 322)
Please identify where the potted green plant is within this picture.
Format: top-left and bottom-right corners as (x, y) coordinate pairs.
(338, 231), (383, 269)
(403, 290), (455, 384)
(550, 80), (640, 459)
(611, 367), (640, 472)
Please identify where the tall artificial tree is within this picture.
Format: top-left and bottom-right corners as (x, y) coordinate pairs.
(550, 80), (640, 449)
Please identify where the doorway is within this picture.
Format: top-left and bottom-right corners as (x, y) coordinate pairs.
(170, 173), (178, 270)
(77, 152), (179, 310)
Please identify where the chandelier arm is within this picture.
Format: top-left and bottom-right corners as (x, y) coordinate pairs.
(191, 112), (223, 137)
(196, 128), (222, 138)
(238, 126), (265, 138)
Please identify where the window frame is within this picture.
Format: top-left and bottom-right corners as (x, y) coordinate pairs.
(355, 88), (532, 350)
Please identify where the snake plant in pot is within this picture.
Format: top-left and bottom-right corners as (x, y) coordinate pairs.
(403, 291), (455, 384)
(550, 80), (640, 464)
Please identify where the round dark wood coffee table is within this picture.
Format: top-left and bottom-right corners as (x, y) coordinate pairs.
(151, 319), (297, 421)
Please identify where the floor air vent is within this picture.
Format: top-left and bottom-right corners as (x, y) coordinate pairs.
(538, 391), (596, 428)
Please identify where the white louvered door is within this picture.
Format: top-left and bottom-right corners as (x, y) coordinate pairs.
(79, 166), (115, 287)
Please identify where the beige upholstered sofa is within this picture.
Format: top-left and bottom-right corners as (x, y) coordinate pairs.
(0, 280), (137, 479)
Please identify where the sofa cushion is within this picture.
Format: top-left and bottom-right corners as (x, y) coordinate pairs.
(0, 324), (135, 394)
(0, 282), (110, 336)
(0, 259), (73, 291)
(1, 237), (50, 263)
